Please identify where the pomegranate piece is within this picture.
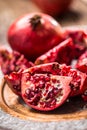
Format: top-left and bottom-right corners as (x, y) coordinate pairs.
(0, 50), (33, 75)
(64, 28), (87, 58)
(22, 73), (72, 111)
(5, 72), (22, 96)
(25, 62), (87, 96)
(35, 38), (75, 65)
(76, 51), (87, 74)
(1, 50), (33, 96)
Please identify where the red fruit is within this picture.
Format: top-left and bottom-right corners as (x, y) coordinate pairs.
(22, 72), (72, 111)
(2, 50), (33, 95)
(0, 50), (33, 75)
(35, 38), (75, 65)
(8, 12), (64, 61)
(32, 0), (72, 16)
(24, 62), (87, 96)
(76, 51), (87, 74)
(64, 28), (87, 58)
(5, 72), (22, 96)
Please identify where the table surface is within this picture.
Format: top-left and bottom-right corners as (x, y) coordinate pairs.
(0, 0), (87, 130)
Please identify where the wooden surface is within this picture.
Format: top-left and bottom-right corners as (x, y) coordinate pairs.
(0, 0), (87, 46)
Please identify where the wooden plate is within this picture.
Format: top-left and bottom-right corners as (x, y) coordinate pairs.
(0, 79), (87, 122)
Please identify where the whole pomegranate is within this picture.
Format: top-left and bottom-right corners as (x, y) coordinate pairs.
(32, 0), (73, 16)
(8, 12), (64, 61)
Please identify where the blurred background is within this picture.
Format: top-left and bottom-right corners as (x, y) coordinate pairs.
(0, 0), (87, 46)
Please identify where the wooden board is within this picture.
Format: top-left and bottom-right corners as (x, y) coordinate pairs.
(0, 79), (87, 122)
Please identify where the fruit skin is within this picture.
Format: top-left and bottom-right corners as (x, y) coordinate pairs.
(24, 62), (87, 97)
(35, 38), (75, 65)
(0, 50), (33, 75)
(22, 72), (72, 111)
(32, 0), (72, 16)
(76, 51), (87, 74)
(8, 12), (64, 61)
(64, 28), (87, 58)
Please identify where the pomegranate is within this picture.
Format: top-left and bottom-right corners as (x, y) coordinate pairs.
(24, 62), (87, 96)
(35, 38), (75, 65)
(0, 50), (33, 75)
(32, 0), (73, 16)
(22, 72), (72, 111)
(76, 51), (87, 74)
(1, 50), (33, 96)
(8, 12), (64, 61)
(64, 28), (87, 58)
(5, 72), (22, 96)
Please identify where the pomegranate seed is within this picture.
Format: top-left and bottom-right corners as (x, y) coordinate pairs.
(13, 85), (21, 91)
(53, 88), (59, 95)
(25, 88), (30, 95)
